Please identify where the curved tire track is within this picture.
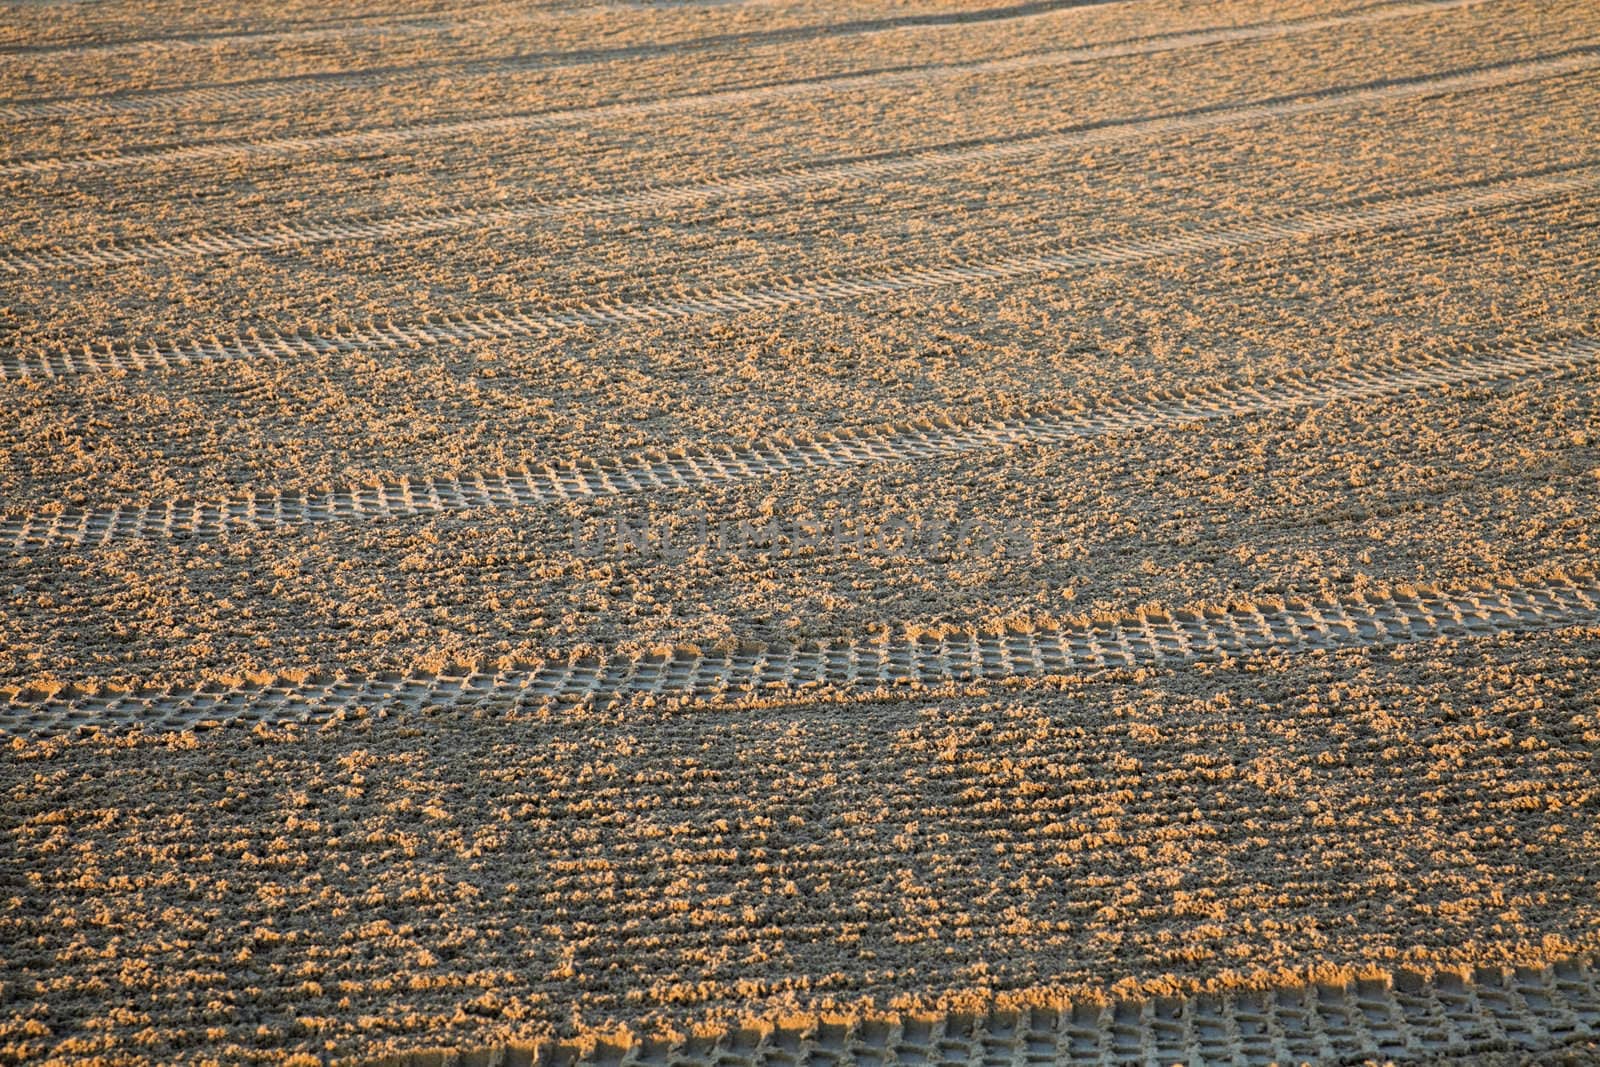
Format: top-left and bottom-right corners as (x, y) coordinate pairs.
(4, 569), (1596, 738)
(3, 164), (1595, 381)
(0, 0), (1488, 166)
(4, 49), (1591, 274)
(3, 334), (1596, 550)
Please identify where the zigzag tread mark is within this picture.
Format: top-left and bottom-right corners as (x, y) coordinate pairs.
(2, 333), (1596, 549)
(357, 957), (1600, 1067)
(3, 163), (1594, 381)
(4, 568), (1596, 738)
(4, 48), (1592, 275)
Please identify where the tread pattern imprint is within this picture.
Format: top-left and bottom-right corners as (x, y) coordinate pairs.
(3, 0), (1600, 1063)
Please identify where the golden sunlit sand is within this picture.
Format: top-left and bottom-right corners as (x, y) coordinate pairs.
(1, 0), (1598, 1062)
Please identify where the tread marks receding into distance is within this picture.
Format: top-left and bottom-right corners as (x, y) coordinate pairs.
(0, 11), (464, 59)
(3, 163), (1596, 381)
(4, 569), (1597, 737)
(0, 0), (1490, 155)
(3, 334), (1596, 549)
(4, 48), (1593, 273)
(0, 0), (1125, 61)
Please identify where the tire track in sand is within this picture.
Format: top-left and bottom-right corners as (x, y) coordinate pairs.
(4, 48), (1589, 274)
(0, 11), (465, 59)
(3, 163), (1595, 381)
(0, 0), (1489, 162)
(3, 333), (1596, 550)
(4, 568), (1596, 738)
(368, 957), (1600, 1067)
(0, 0), (1119, 62)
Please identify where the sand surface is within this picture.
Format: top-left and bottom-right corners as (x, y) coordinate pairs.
(2, 0), (1599, 1062)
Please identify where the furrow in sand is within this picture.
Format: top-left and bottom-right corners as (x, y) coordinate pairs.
(5, 568), (1597, 738)
(3, 162), (1595, 381)
(0, 11), (462, 60)
(361, 956), (1600, 1067)
(3, 333), (1596, 549)
(0, 0), (1489, 163)
(4, 48), (1590, 273)
(0, 0), (1118, 63)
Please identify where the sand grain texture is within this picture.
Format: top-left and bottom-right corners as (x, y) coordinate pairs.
(2, 0), (1598, 1061)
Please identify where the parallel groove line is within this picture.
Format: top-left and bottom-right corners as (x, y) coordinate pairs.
(4, 568), (1597, 737)
(0, 0), (1489, 163)
(0, 0), (1111, 63)
(3, 333), (1596, 549)
(4, 163), (1595, 382)
(0, 12), (463, 59)
(4, 48), (1591, 273)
